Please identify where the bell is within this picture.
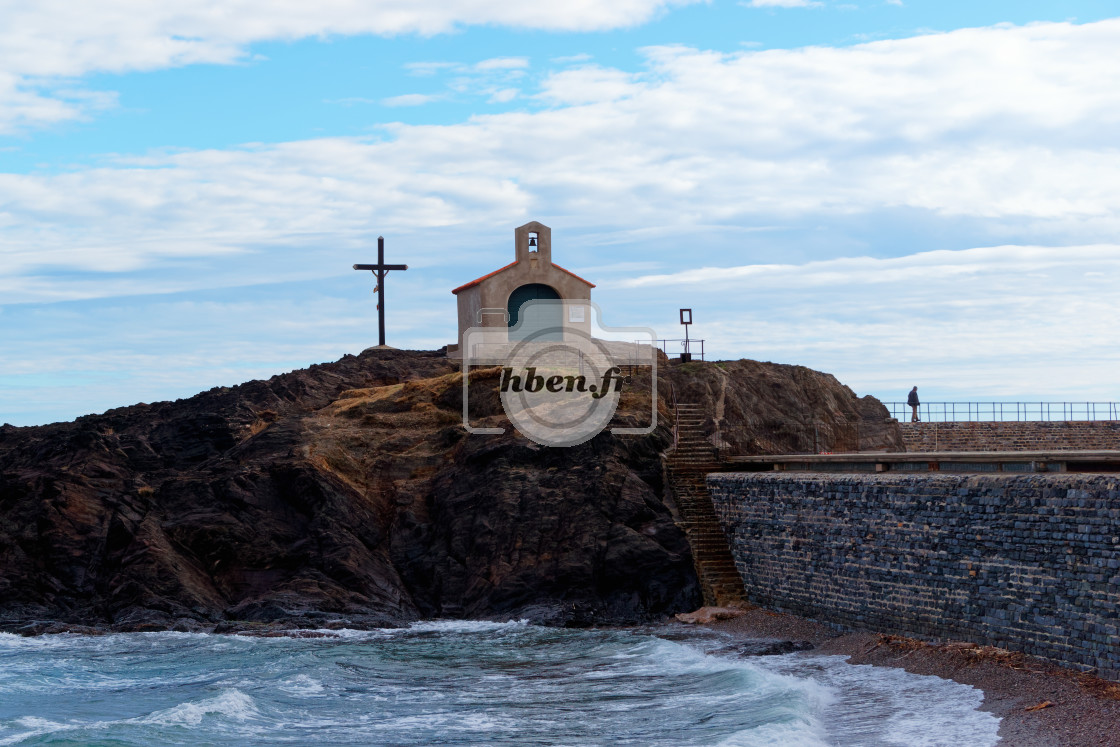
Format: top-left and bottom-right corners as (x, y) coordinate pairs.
(528, 236), (537, 248)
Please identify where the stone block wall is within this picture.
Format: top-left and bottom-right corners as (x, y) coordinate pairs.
(900, 421), (1120, 452)
(708, 472), (1120, 679)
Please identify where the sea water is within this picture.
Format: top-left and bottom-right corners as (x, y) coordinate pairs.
(0, 621), (999, 746)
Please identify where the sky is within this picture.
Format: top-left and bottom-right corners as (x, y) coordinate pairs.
(1, 0), (1118, 426)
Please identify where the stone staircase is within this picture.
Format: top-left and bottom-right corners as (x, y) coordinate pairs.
(667, 403), (749, 607)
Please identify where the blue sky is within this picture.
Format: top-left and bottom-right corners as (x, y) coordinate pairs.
(2, 0), (1119, 425)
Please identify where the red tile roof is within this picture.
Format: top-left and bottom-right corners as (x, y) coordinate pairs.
(555, 264), (597, 288)
(451, 261), (595, 294)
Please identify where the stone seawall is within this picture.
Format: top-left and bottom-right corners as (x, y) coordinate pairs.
(900, 421), (1120, 452)
(707, 473), (1120, 679)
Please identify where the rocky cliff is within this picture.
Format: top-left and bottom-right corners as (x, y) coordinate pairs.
(671, 359), (903, 455)
(0, 350), (899, 632)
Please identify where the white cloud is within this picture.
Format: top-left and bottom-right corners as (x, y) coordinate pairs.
(615, 244), (1120, 289)
(551, 53), (594, 64)
(0, 0), (696, 132)
(537, 65), (639, 104)
(0, 1), (692, 78)
(474, 57), (530, 72)
(399, 56), (530, 106)
(0, 72), (118, 133)
(4, 19), (1120, 306)
(608, 244), (1120, 400)
(381, 93), (441, 107)
(405, 62), (460, 77)
(488, 88), (519, 103)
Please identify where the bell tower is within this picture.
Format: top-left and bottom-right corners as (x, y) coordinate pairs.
(515, 221), (551, 267)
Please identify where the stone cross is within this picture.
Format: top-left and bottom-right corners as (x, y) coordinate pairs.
(353, 236), (408, 347)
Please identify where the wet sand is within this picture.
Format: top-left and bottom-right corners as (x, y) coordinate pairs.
(698, 607), (1120, 747)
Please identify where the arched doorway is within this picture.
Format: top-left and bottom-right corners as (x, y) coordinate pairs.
(507, 283), (562, 341)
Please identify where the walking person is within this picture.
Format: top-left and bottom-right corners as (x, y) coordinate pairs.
(907, 386), (920, 422)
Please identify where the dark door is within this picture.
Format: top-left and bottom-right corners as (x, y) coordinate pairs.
(507, 283), (562, 341)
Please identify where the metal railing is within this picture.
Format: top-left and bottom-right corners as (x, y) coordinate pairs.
(649, 338), (705, 361)
(886, 402), (1120, 423)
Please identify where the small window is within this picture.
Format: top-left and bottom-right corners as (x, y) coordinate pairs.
(528, 232), (539, 252)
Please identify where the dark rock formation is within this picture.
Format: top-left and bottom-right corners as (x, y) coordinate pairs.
(0, 350), (899, 632)
(668, 359), (902, 455)
(717, 639), (817, 657)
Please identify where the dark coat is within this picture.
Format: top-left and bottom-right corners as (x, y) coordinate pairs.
(907, 389), (920, 407)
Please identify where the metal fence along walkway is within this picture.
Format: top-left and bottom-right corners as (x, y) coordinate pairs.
(885, 401), (1120, 423)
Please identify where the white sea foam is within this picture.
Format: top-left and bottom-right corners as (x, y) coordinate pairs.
(404, 618), (530, 634)
(757, 654), (1001, 747)
(259, 627), (392, 644)
(639, 635), (836, 704)
(230, 620), (531, 643)
(366, 710), (515, 734)
(716, 720), (832, 747)
(877, 667), (999, 747)
(277, 674), (326, 697)
(295, 618), (532, 642)
(133, 631), (213, 640)
(0, 717), (73, 746)
(139, 688), (259, 727)
(0, 632), (78, 650)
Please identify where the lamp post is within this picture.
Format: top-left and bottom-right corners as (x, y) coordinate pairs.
(680, 308), (692, 362)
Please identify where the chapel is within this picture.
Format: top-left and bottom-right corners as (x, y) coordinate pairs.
(449, 221), (594, 355)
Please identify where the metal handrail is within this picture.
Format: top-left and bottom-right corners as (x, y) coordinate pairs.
(670, 381), (679, 451)
(885, 402), (1120, 422)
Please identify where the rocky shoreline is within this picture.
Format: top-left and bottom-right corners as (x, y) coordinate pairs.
(693, 606), (1120, 747)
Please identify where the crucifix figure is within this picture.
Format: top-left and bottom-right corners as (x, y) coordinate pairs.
(353, 236), (408, 347)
